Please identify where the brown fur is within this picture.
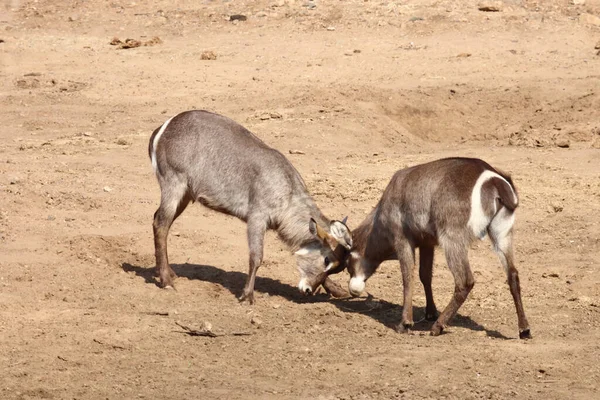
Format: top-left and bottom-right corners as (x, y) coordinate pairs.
(336, 157), (531, 339)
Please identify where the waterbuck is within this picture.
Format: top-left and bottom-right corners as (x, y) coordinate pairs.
(148, 110), (352, 304)
(325, 158), (531, 339)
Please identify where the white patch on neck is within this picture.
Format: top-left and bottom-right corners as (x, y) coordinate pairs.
(467, 170), (516, 240)
(151, 117), (174, 175)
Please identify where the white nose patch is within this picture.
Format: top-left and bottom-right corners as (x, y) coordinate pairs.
(349, 277), (365, 296)
(298, 278), (312, 294)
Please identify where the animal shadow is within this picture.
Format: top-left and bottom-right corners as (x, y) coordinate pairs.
(329, 294), (511, 339)
(121, 262), (329, 304)
(121, 262), (511, 339)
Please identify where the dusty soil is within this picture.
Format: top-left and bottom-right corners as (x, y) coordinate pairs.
(1, 0), (600, 399)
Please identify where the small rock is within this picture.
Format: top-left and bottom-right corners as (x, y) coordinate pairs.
(269, 112), (282, 119)
(478, 1), (503, 12)
(289, 150), (305, 155)
(555, 137), (570, 148)
(580, 13), (600, 26)
(259, 113), (271, 120)
(229, 14), (247, 22)
(572, 0), (585, 5)
(65, 217), (76, 222)
(171, 231), (181, 237)
(68, 16), (77, 22)
(9, 178), (19, 185)
(595, 41), (600, 50)
(550, 202), (563, 213)
(201, 50), (217, 60)
(353, 49), (361, 54)
(47, 215), (56, 221)
(116, 138), (130, 146)
(272, 304), (281, 309)
(0, 39), (4, 44)
(542, 273), (559, 278)
(103, 186), (113, 192)
(251, 316), (262, 327)
(82, 132), (93, 137)
(326, 26), (336, 31)
(457, 52), (472, 58)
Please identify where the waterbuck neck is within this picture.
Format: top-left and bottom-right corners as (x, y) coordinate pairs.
(351, 205), (395, 264)
(276, 193), (330, 252)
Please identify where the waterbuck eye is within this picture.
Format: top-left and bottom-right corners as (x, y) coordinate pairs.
(324, 256), (330, 266)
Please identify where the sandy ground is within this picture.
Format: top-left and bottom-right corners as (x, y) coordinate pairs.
(1, 0), (600, 399)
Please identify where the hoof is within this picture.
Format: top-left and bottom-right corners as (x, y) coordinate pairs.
(238, 291), (255, 305)
(394, 322), (413, 334)
(519, 329), (532, 340)
(430, 323), (444, 336)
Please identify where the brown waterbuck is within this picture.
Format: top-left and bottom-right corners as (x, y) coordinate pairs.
(326, 158), (531, 339)
(149, 110), (352, 303)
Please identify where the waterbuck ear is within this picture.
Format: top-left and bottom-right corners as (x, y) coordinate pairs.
(330, 220), (352, 250)
(309, 218), (330, 241)
(341, 216), (348, 225)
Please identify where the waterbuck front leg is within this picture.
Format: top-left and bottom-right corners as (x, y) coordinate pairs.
(153, 180), (192, 288)
(395, 241), (416, 333)
(419, 245), (439, 321)
(431, 242), (474, 336)
(238, 215), (267, 304)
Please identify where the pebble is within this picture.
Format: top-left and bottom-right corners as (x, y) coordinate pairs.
(478, 1), (503, 12)
(103, 186), (112, 192)
(251, 316), (262, 327)
(581, 13), (600, 26)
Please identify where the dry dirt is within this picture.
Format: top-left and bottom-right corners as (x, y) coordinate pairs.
(1, 0), (600, 399)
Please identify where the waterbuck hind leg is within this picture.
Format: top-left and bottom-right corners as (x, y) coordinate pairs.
(153, 181), (191, 289)
(238, 216), (267, 304)
(489, 227), (531, 339)
(394, 242), (416, 333)
(431, 243), (474, 336)
(419, 245), (438, 321)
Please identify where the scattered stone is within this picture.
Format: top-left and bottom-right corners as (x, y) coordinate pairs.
(409, 16), (424, 22)
(65, 217), (76, 222)
(478, 1), (503, 12)
(47, 215), (56, 221)
(572, 0), (585, 5)
(289, 150), (305, 155)
(0, 39), (4, 44)
(116, 138), (131, 145)
(457, 52), (472, 58)
(201, 50), (217, 60)
(9, 178), (19, 185)
(103, 186), (113, 192)
(580, 13), (600, 26)
(353, 49), (361, 54)
(555, 137), (570, 148)
(595, 41), (600, 49)
(251, 316), (262, 327)
(24, 72), (42, 77)
(550, 202), (563, 213)
(272, 304), (281, 309)
(326, 26), (336, 31)
(542, 273), (559, 278)
(82, 132), (93, 137)
(229, 14), (247, 22)
(269, 112), (282, 119)
(110, 36), (162, 49)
